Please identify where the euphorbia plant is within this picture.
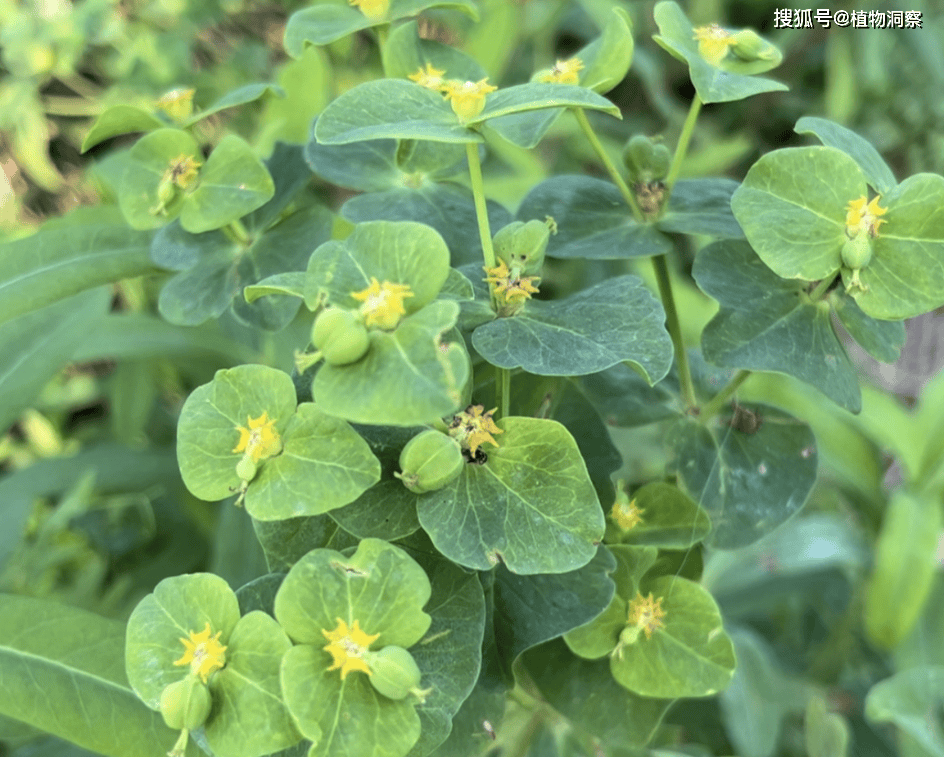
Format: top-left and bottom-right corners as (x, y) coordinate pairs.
(1, 2), (944, 757)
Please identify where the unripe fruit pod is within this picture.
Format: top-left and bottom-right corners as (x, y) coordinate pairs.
(159, 677), (212, 731)
(731, 29), (772, 61)
(396, 429), (464, 494)
(622, 135), (671, 182)
(236, 456), (257, 482)
(364, 646), (422, 700)
(312, 308), (370, 366)
(493, 220), (549, 275)
(841, 234), (873, 271)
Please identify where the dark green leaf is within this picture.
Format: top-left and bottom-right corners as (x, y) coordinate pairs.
(833, 294), (905, 364)
(81, 105), (166, 153)
(253, 515), (359, 573)
(657, 178), (744, 238)
(184, 83), (285, 127)
(794, 116), (896, 194)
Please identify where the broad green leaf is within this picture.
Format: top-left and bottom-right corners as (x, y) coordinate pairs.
(865, 491), (942, 649)
(851, 173), (944, 319)
(180, 134), (275, 234)
(125, 573), (241, 707)
(245, 142), (319, 233)
(492, 546), (617, 667)
(0, 207), (155, 325)
(81, 105), (166, 152)
(652, 1), (787, 103)
(204, 611), (301, 757)
(693, 240), (862, 412)
(616, 482), (711, 549)
(794, 116), (896, 194)
(0, 288), (110, 435)
(244, 403), (382, 521)
(467, 83), (621, 124)
(312, 300), (467, 426)
(417, 417), (605, 574)
(578, 7), (635, 94)
(184, 83), (285, 127)
(382, 20), (486, 84)
(611, 575), (736, 698)
(578, 362), (679, 428)
(516, 175), (673, 259)
(832, 293), (905, 364)
(805, 695), (850, 757)
(341, 184), (511, 267)
(305, 130), (404, 192)
(471, 275), (673, 383)
(865, 667), (944, 757)
(671, 404), (818, 550)
(731, 146), (865, 281)
(119, 128), (201, 230)
(657, 178), (744, 238)
(243, 272), (307, 304)
(483, 111), (562, 150)
(253, 515), (359, 573)
(0, 595), (198, 757)
(522, 639), (673, 751)
(315, 80), (482, 145)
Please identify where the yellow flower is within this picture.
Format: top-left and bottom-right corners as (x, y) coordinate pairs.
(536, 57), (584, 85)
(442, 78), (497, 122)
(232, 411), (282, 463)
(627, 592), (667, 640)
(349, 0), (388, 20)
(845, 195), (887, 238)
(156, 88), (195, 122)
(448, 405), (503, 456)
(351, 277), (414, 330)
(322, 618), (380, 680)
(483, 259), (540, 304)
(693, 24), (736, 66)
(165, 154), (202, 190)
(408, 63), (447, 90)
(173, 622), (227, 683)
(611, 497), (644, 531)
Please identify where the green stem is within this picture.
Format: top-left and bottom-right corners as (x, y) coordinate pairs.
(664, 93), (703, 194)
(497, 366), (510, 419)
(376, 24), (390, 74)
(699, 369), (751, 420)
(465, 142), (496, 269)
(573, 108), (643, 222)
(222, 219), (251, 246)
(652, 254), (697, 410)
(809, 273), (838, 301)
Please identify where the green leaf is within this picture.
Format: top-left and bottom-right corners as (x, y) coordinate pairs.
(671, 404), (818, 549)
(851, 172), (944, 320)
(125, 573), (241, 707)
(246, 403), (382, 521)
(652, 1), (787, 104)
(468, 83), (621, 124)
(578, 363), (679, 428)
(417, 417), (605, 574)
(805, 695), (850, 757)
(578, 7), (635, 94)
(731, 146), (865, 281)
(82, 105), (166, 152)
(315, 80), (482, 145)
(794, 116), (896, 194)
(382, 20), (486, 84)
(119, 128), (201, 230)
(0, 595), (198, 757)
(243, 272), (306, 304)
(180, 135), (275, 234)
(610, 575), (736, 698)
(656, 178), (744, 239)
(693, 240), (862, 412)
(832, 293), (905, 364)
(0, 207), (155, 325)
(516, 175), (673, 259)
(305, 130), (404, 192)
(471, 275), (673, 383)
(252, 515), (359, 573)
(184, 83), (285, 127)
(312, 300), (467, 426)
(865, 667), (944, 757)
(245, 142), (319, 233)
(617, 482), (711, 549)
(865, 491), (942, 649)
(522, 639), (673, 751)
(492, 546), (617, 667)
(204, 611), (301, 757)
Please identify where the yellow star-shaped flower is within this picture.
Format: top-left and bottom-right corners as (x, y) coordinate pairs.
(611, 497), (645, 531)
(165, 154), (202, 190)
(627, 592), (667, 640)
(693, 24), (736, 66)
(449, 405), (503, 456)
(408, 63), (447, 90)
(322, 618), (380, 680)
(536, 57), (584, 85)
(483, 259), (540, 304)
(442, 78), (497, 122)
(350, 277), (414, 330)
(173, 622), (227, 683)
(232, 411), (282, 463)
(845, 194), (887, 238)
(156, 88), (195, 122)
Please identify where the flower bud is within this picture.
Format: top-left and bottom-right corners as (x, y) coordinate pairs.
(363, 646), (422, 700)
(622, 135), (671, 183)
(159, 677), (212, 731)
(493, 220), (549, 276)
(731, 29), (773, 62)
(312, 308), (370, 366)
(395, 429), (464, 494)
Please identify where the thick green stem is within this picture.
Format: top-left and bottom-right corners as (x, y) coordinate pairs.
(664, 93), (703, 194)
(223, 219), (251, 246)
(809, 273), (838, 300)
(497, 365), (510, 419)
(652, 254), (697, 410)
(699, 369), (751, 421)
(573, 108), (643, 222)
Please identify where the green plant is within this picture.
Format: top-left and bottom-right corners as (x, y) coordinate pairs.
(2, 2), (944, 757)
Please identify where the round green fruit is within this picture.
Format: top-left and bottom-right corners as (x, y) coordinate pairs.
(396, 429), (464, 494)
(841, 234), (873, 271)
(365, 646), (422, 700)
(622, 135), (671, 182)
(312, 308), (370, 366)
(159, 677), (212, 731)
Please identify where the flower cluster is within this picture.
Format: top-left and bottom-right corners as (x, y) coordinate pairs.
(628, 592), (667, 640)
(448, 404), (503, 457)
(156, 88), (195, 121)
(845, 195), (887, 239)
(406, 64), (498, 122)
(693, 24), (736, 65)
(535, 57), (584, 84)
(351, 277), (414, 329)
(611, 496), (644, 531)
(233, 411), (282, 463)
(483, 259), (540, 314)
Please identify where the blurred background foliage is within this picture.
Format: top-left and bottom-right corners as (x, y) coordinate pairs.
(1, 1), (943, 756)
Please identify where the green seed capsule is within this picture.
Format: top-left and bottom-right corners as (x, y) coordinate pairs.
(841, 234), (873, 271)
(622, 135), (671, 182)
(159, 677), (212, 731)
(493, 220), (550, 275)
(365, 646), (422, 700)
(731, 29), (773, 62)
(396, 429), (464, 494)
(312, 308), (370, 366)
(236, 456), (257, 482)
